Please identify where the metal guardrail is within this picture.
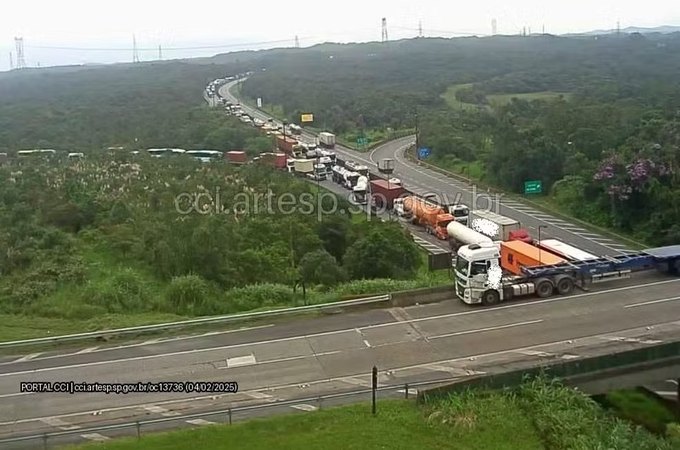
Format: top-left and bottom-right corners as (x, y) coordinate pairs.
(0, 294), (390, 349)
(0, 377), (452, 446)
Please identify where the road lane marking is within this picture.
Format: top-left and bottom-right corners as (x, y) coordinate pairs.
(0, 324), (275, 367)
(227, 354), (257, 368)
(13, 353), (42, 362)
(40, 417), (81, 430)
(429, 320), (543, 340)
(291, 404), (317, 411)
(245, 391), (275, 401)
(599, 336), (663, 344)
(397, 388), (418, 396)
(81, 433), (109, 441)
(75, 347), (99, 354)
(142, 405), (181, 416)
(4, 319), (679, 428)
(2, 279), (679, 379)
(625, 296), (680, 308)
(667, 380), (678, 385)
(186, 418), (216, 425)
(218, 350), (341, 369)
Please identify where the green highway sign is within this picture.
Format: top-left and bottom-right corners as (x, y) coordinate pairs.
(357, 137), (369, 146)
(524, 180), (542, 194)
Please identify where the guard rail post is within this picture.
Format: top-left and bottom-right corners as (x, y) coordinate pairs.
(136, 421), (141, 439)
(42, 433), (48, 450)
(228, 408), (232, 425)
(405, 383), (409, 399)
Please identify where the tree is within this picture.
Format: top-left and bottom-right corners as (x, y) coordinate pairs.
(298, 250), (345, 286)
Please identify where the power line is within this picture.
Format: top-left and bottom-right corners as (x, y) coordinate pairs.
(24, 38), (297, 52)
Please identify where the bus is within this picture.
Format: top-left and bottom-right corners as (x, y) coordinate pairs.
(17, 149), (57, 157)
(146, 148), (186, 158)
(536, 239), (598, 262)
(185, 150), (223, 163)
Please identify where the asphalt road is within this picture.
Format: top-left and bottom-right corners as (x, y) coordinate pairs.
(1, 275), (680, 445)
(219, 81), (638, 257)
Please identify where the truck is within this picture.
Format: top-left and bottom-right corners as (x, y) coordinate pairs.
(276, 136), (298, 155)
(403, 196), (455, 240)
(254, 152), (287, 170)
(535, 239), (598, 262)
(447, 221), (493, 253)
(453, 240), (680, 306)
(308, 163), (327, 181)
(377, 158), (395, 173)
(345, 160), (369, 177)
(226, 151), (247, 165)
(318, 132), (336, 149)
(369, 179), (406, 210)
(353, 176), (369, 204)
(294, 159), (314, 176)
(468, 210), (521, 241)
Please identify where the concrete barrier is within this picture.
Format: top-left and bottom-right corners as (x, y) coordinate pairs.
(390, 285), (455, 307)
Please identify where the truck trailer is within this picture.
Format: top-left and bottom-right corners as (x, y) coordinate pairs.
(468, 210), (521, 241)
(318, 132), (336, 149)
(294, 159), (314, 176)
(454, 241), (680, 306)
(447, 221), (493, 253)
(276, 136), (298, 155)
(403, 196), (455, 240)
(369, 179), (406, 210)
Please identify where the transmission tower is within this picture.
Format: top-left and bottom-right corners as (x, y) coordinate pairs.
(381, 18), (388, 42)
(14, 37), (26, 69)
(492, 18), (497, 35)
(294, 35), (300, 48)
(9, 52), (14, 70)
(132, 35), (140, 63)
(418, 20), (423, 37)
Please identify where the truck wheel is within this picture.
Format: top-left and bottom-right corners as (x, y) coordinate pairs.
(535, 279), (554, 298)
(481, 290), (500, 306)
(555, 276), (575, 295)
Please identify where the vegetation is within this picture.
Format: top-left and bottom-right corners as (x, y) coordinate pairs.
(236, 34), (680, 246)
(66, 377), (678, 450)
(0, 151), (431, 340)
(601, 389), (679, 435)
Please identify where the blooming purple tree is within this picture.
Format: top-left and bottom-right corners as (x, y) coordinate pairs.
(594, 152), (672, 201)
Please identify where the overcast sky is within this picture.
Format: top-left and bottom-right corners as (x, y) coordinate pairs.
(1, 0), (679, 71)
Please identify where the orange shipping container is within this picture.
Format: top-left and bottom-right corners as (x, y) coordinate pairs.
(226, 151), (247, 164)
(500, 240), (566, 276)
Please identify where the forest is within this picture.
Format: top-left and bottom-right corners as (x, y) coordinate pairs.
(238, 33), (680, 245)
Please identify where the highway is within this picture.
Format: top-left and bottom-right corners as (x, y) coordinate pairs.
(219, 79), (639, 257)
(1, 274), (680, 444)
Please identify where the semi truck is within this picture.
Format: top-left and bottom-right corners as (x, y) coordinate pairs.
(294, 159), (314, 176)
(226, 151), (247, 165)
(403, 196), (455, 240)
(318, 132), (336, 149)
(276, 136), (298, 155)
(254, 152), (287, 170)
(447, 221), (493, 253)
(308, 163), (328, 181)
(454, 240), (680, 306)
(369, 179), (406, 210)
(353, 176), (369, 204)
(468, 210), (521, 241)
(535, 239), (597, 262)
(345, 160), (369, 177)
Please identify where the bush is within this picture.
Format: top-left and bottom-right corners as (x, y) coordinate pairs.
(165, 274), (215, 315)
(223, 283), (297, 313)
(86, 268), (151, 313)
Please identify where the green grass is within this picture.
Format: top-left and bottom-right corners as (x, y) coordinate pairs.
(66, 398), (543, 450)
(440, 83), (483, 111)
(604, 389), (679, 434)
(487, 91), (572, 105)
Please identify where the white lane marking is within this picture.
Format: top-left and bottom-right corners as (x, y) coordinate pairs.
(2, 279), (679, 379)
(599, 336), (663, 344)
(227, 354), (257, 368)
(423, 320), (543, 340)
(0, 324), (275, 367)
(81, 433), (109, 441)
(397, 388), (419, 396)
(143, 405), (181, 417)
(40, 417), (81, 430)
(363, 340), (372, 348)
(218, 350), (341, 369)
(625, 296), (680, 308)
(13, 353), (42, 363)
(291, 404), (317, 411)
(75, 347), (99, 354)
(516, 350), (553, 357)
(667, 380), (678, 385)
(4, 320), (679, 428)
(653, 391), (678, 397)
(186, 418), (216, 425)
(245, 391), (274, 400)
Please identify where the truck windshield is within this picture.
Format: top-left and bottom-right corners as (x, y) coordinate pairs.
(455, 256), (470, 276)
(453, 207), (469, 217)
(470, 261), (487, 276)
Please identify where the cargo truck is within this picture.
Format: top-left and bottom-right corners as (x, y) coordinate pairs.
(447, 221), (493, 253)
(468, 210), (522, 241)
(454, 241), (680, 306)
(294, 159), (314, 176)
(308, 163), (327, 181)
(535, 239), (597, 262)
(318, 132), (336, 149)
(226, 151), (247, 165)
(403, 196), (455, 240)
(276, 136), (298, 155)
(353, 176), (369, 204)
(369, 179), (406, 210)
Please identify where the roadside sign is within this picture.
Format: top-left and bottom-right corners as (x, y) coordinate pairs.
(301, 113), (314, 123)
(256, 97), (262, 108)
(357, 137), (369, 146)
(524, 180), (542, 194)
(418, 147), (431, 159)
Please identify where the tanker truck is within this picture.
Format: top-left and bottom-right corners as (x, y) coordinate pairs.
(403, 196), (454, 240)
(447, 221), (493, 253)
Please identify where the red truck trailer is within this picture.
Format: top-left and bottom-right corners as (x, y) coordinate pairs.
(370, 179), (406, 210)
(226, 151), (247, 165)
(276, 136), (298, 155)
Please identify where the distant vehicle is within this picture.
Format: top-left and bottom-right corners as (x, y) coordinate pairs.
(68, 152), (84, 159)
(146, 148), (186, 158)
(17, 149), (57, 157)
(288, 124), (302, 135)
(186, 150), (223, 163)
(318, 132), (336, 149)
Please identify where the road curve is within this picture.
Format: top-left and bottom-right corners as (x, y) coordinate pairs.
(1, 274), (680, 443)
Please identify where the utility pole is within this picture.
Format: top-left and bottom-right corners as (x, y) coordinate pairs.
(158, 45), (162, 60)
(9, 52), (13, 70)
(294, 35), (300, 48)
(132, 34), (140, 63)
(381, 18), (388, 42)
(414, 109), (420, 159)
(418, 20), (423, 37)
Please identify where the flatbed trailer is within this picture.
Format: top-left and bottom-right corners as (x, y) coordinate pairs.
(454, 243), (680, 305)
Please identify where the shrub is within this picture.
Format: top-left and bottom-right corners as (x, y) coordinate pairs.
(86, 268), (151, 313)
(165, 274), (215, 315)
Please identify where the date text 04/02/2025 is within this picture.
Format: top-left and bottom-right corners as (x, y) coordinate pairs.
(20, 381), (239, 395)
